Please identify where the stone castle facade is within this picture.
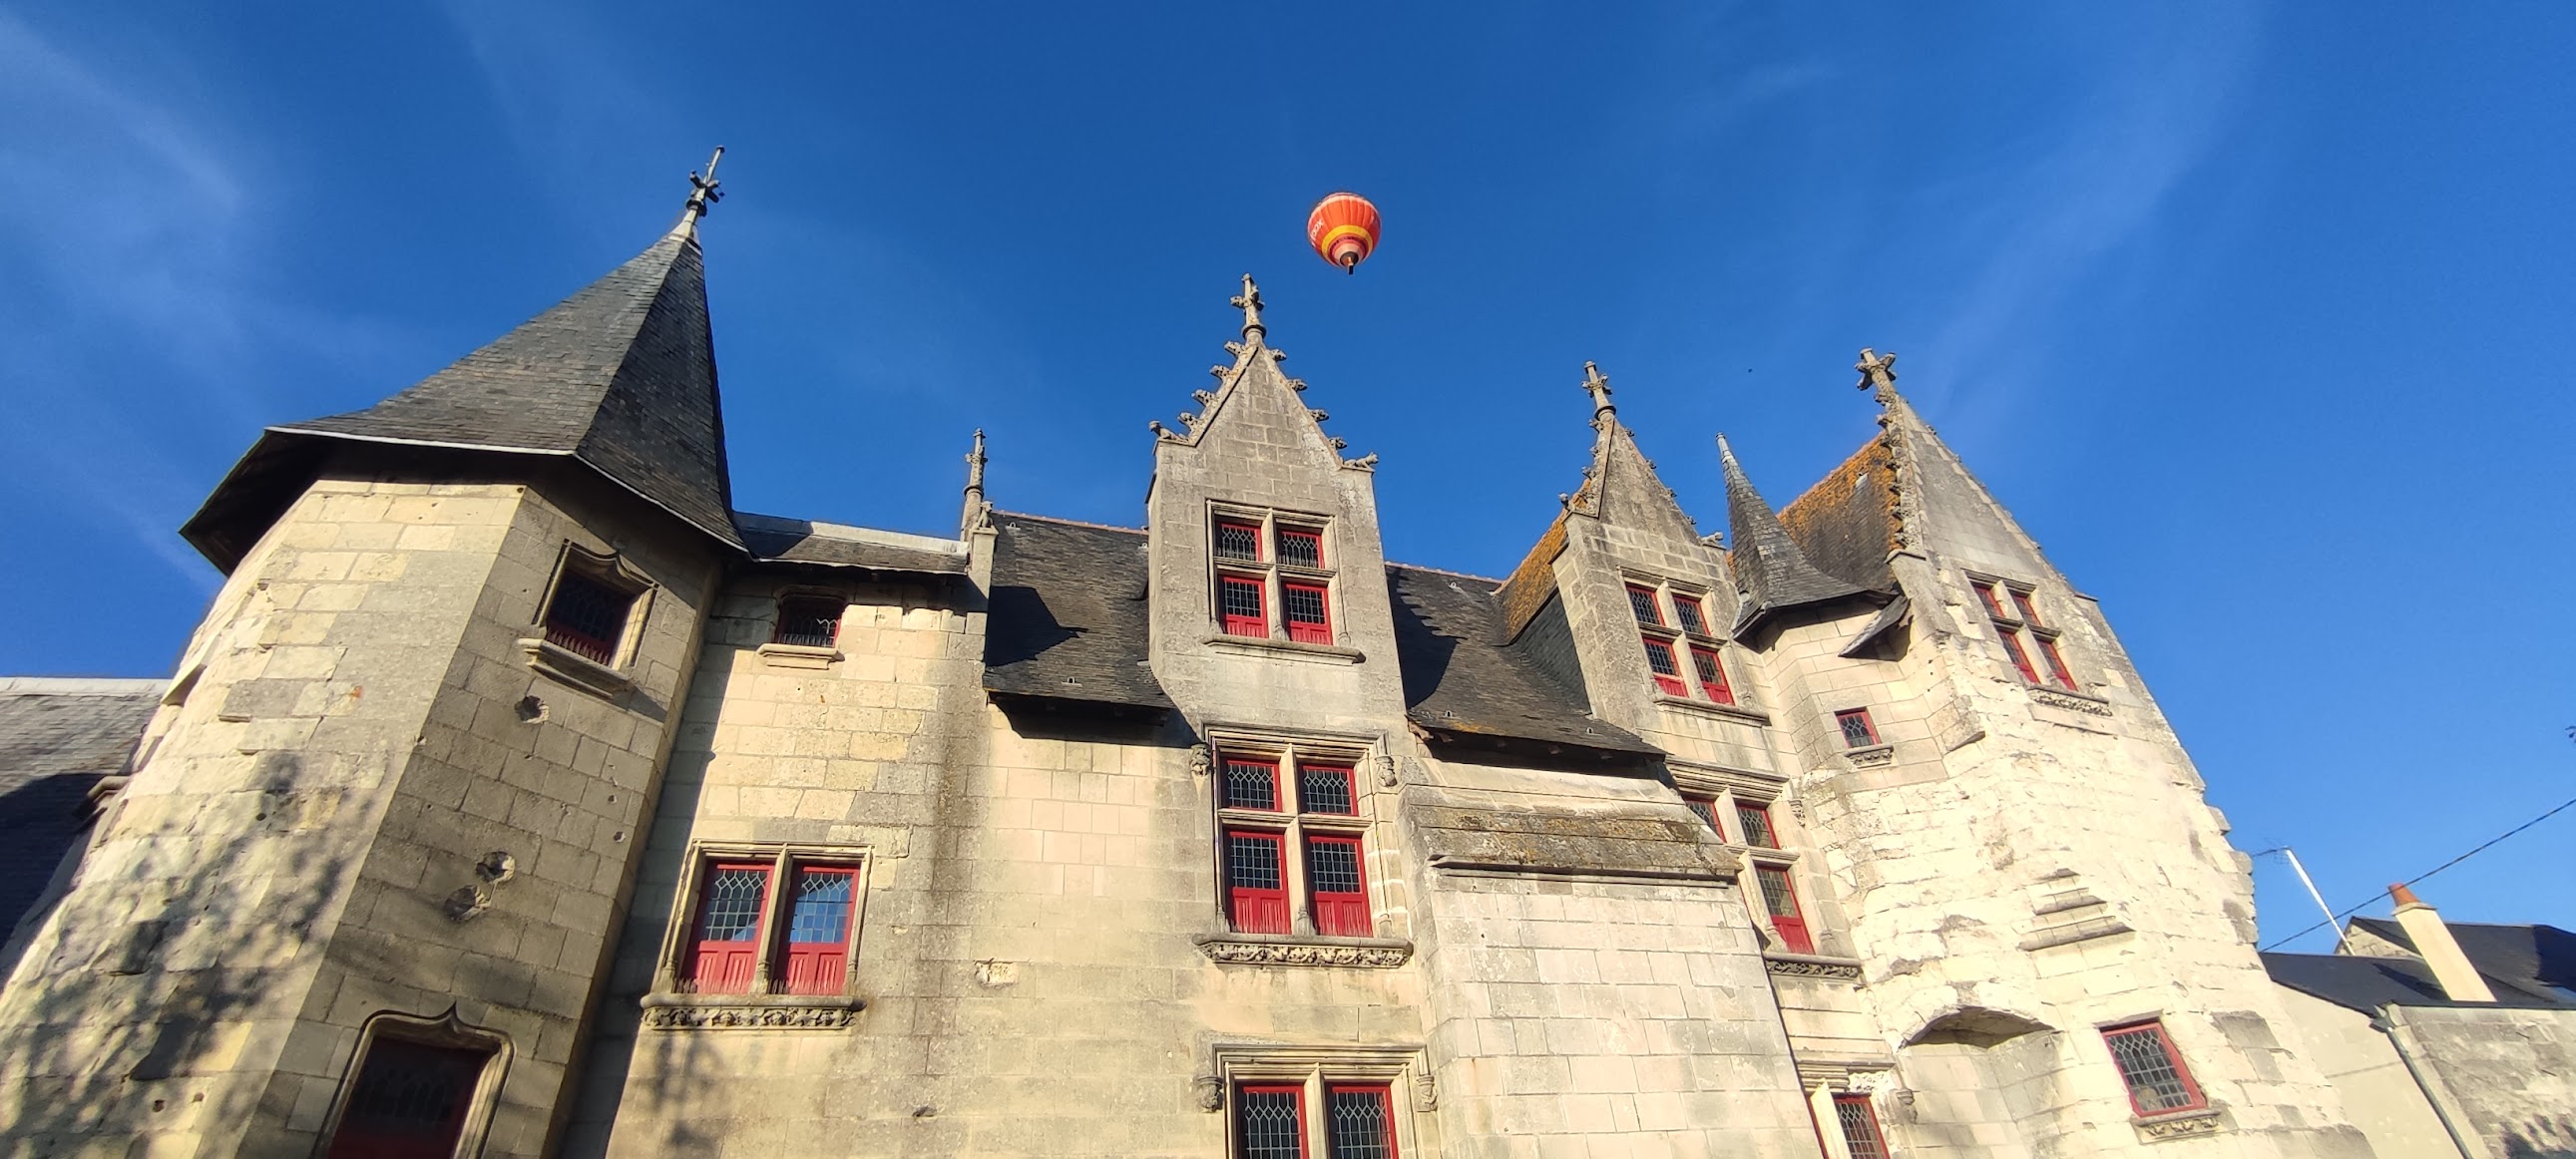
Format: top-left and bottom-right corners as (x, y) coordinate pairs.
(0, 196), (2393, 1157)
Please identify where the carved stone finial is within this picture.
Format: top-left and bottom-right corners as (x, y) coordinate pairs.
(1581, 360), (1615, 420)
(1350, 452), (1379, 469)
(1309, 409), (1330, 422)
(1194, 390), (1217, 405)
(672, 147), (724, 236)
(1209, 365), (1230, 379)
(1286, 378), (1308, 392)
(1179, 412), (1199, 426)
(1328, 437), (1347, 450)
(1856, 348), (1899, 401)
(1231, 273), (1265, 339)
(1149, 420), (1174, 440)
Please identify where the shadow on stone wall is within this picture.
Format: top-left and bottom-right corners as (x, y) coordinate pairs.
(0, 749), (365, 1150)
(2505, 1114), (2576, 1159)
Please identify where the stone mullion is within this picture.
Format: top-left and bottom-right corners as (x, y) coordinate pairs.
(1284, 749), (1318, 937)
(752, 849), (792, 993)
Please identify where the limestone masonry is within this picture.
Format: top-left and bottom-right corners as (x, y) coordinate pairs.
(3, 197), (2567, 1158)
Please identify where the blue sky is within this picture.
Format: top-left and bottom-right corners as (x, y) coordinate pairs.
(3, 3), (2568, 944)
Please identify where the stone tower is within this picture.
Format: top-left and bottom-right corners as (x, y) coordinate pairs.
(0, 200), (736, 1154)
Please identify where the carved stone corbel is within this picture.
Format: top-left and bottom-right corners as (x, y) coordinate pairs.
(1188, 744), (1212, 778)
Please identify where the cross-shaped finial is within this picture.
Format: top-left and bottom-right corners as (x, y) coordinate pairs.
(1231, 273), (1265, 339)
(674, 147), (725, 234)
(1581, 361), (1615, 419)
(1855, 348), (1898, 396)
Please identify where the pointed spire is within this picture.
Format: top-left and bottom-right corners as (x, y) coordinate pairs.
(1856, 347), (1899, 405)
(961, 428), (989, 533)
(1581, 361), (1615, 424)
(1231, 273), (1265, 341)
(1720, 433), (1871, 632)
(671, 147), (725, 237)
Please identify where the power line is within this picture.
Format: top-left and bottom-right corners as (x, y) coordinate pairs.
(2258, 792), (2576, 953)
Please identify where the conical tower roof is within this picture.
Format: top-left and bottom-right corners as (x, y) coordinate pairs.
(185, 225), (740, 568)
(1721, 434), (1874, 633)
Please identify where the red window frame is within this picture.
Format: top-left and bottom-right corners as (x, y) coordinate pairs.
(2010, 588), (2044, 624)
(1834, 1093), (1889, 1159)
(1682, 796), (1721, 835)
(1225, 829), (1290, 935)
(1735, 801), (1777, 849)
(1215, 519), (1265, 563)
(2036, 633), (2077, 689)
(1235, 1083), (1309, 1158)
(1996, 629), (2042, 683)
(542, 569), (631, 665)
(1757, 865), (1814, 955)
(1626, 583), (1666, 626)
(1277, 527), (1324, 570)
(1296, 763), (1357, 816)
(325, 1037), (491, 1159)
(1689, 644), (1735, 704)
(778, 865), (859, 995)
(1672, 592), (1710, 636)
(1835, 708), (1880, 748)
(1220, 575), (1269, 638)
(1224, 757), (1282, 811)
(1306, 835), (1371, 937)
(1641, 636), (1688, 696)
(1973, 580), (2008, 619)
(1324, 1083), (1401, 1158)
(684, 862), (773, 993)
(2101, 1020), (2208, 1116)
(1283, 580), (1333, 644)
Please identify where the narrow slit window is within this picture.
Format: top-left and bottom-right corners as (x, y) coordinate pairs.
(1835, 708), (1880, 749)
(1735, 802), (1777, 849)
(1235, 1084), (1306, 1159)
(1325, 1084), (1398, 1159)
(1689, 645), (1735, 704)
(1277, 527), (1324, 570)
(1757, 865), (1814, 955)
(1223, 759), (1281, 811)
(1225, 831), (1290, 936)
(1626, 584), (1665, 625)
(685, 863), (773, 993)
(544, 569), (633, 665)
(772, 596), (843, 648)
(1220, 576), (1268, 638)
(1306, 836), (1370, 938)
(1283, 581), (1332, 644)
(1297, 764), (1356, 816)
(1215, 521), (1264, 563)
(1642, 637), (1688, 696)
(779, 866), (857, 995)
(2102, 1020), (2206, 1116)
(325, 1037), (494, 1159)
(1834, 1093), (1889, 1159)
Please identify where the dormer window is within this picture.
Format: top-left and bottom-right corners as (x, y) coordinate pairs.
(1210, 508), (1335, 645)
(1971, 576), (2077, 690)
(1629, 579), (1736, 705)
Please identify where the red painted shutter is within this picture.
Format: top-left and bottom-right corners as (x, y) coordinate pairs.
(1225, 830), (1290, 935)
(1306, 836), (1370, 938)
(1220, 576), (1268, 637)
(685, 863), (772, 993)
(1758, 866), (1814, 955)
(779, 866), (857, 995)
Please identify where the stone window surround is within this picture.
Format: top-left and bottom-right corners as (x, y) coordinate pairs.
(1196, 1042), (1434, 1158)
(2094, 1013), (2219, 1132)
(1200, 724), (1409, 958)
(317, 1007), (513, 1158)
(1800, 1071), (1899, 1159)
(754, 585), (848, 670)
(1961, 570), (2095, 695)
(1670, 763), (1856, 966)
(643, 842), (873, 1027)
(1206, 501), (1340, 647)
(1621, 573), (1746, 709)
(520, 541), (655, 698)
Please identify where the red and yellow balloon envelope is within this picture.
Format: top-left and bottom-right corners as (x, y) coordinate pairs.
(1307, 193), (1382, 274)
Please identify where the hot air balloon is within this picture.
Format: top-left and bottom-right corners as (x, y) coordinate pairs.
(1307, 193), (1382, 274)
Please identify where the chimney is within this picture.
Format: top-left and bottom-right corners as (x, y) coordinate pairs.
(2388, 884), (2495, 1002)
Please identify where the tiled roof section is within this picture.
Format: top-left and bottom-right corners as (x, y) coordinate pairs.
(982, 513), (1171, 711)
(1388, 565), (1658, 758)
(2262, 950), (2574, 1013)
(1494, 513), (1569, 642)
(1721, 437), (1875, 632)
(2345, 917), (2576, 1006)
(0, 679), (159, 942)
(735, 512), (969, 576)
(185, 230), (740, 570)
(1780, 434), (1902, 591)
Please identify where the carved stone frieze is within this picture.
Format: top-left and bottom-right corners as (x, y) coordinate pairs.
(1845, 744), (1896, 768)
(1194, 938), (1412, 968)
(2029, 686), (2113, 716)
(1765, 957), (1864, 980)
(2133, 1109), (2224, 1142)
(642, 1001), (862, 1030)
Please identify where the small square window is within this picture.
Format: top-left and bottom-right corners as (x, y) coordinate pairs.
(1277, 527), (1324, 570)
(1835, 1093), (1889, 1159)
(1215, 521), (1264, 562)
(1626, 584), (1665, 625)
(2102, 1020), (2206, 1116)
(1223, 759), (1281, 811)
(1298, 764), (1356, 815)
(1835, 708), (1880, 749)
(772, 595), (843, 648)
(1235, 1084), (1306, 1159)
(1972, 580), (2009, 620)
(1673, 593), (1709, 636)
(2011, 588), (2044, 626)
(2036, 633), (2077, 689)
(1735, 802), (1777, 849)
(545, 568), (636, 665)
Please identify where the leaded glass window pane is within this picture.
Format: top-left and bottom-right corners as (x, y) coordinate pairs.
(1227, 835), (1282, 891)
(1626, 585), (1662, 624)
(1673, 595), (1708, 635)
(1278, 528), (1324, 570)
(1236, 1087), (1303, 1159)
(1298, 765), (1355, 815)
(1216, 522), (1263, 562)
(1757, 866), (1799, 920)
(1735, 804), (1776, 849)
(2105, 1025), (2198, 1113)
(1837, 709), (1877, 748)
(1836, 1095), (1888, 1159)
(330, 1038), (488, 1156)
(1307, 839), (1362, 895)
(1224, 760), (1279, 810)
(1283, 584), (1329, 631)
(696, 867), (769, 942)
(1221, 578), (1267, 622)
(786, 869), (852, 946)
(1643, 638), (1681, 676)
(1327, 1086), (1395, 1159)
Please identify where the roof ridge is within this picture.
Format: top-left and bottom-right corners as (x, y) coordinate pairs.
(1385, 561), (1503, 585)
(991, 510), (1146, 536)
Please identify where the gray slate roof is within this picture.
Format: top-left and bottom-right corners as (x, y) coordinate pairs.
(736, 512), (969, 576)
(1389, 566), (1658, 758)
(0, 679), (159, 942)
(186, 229), (740, 569)
(982, 514), (1171, 712)
(1721, 436), (1878, 633)
(2264, 920), (2576, 1012)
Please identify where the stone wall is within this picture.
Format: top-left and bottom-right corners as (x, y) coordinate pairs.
(2399, 1003), (2576, 1158)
